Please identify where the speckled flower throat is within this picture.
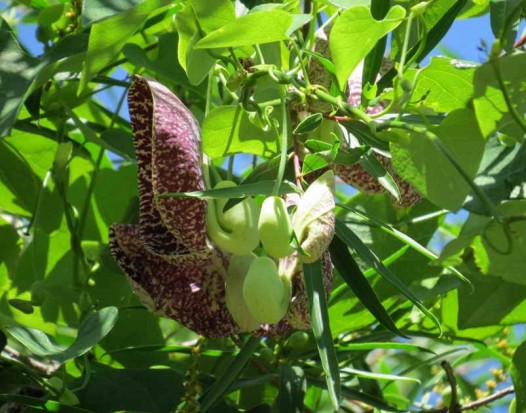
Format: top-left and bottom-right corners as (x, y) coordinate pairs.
(109, 76), (334, 338)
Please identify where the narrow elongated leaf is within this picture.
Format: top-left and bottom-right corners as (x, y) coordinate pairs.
(158, 180), (299, 199)
(362, 0), (390, 86)
(195, 10), (292, 49)
(330, 5), (405, 87)
(278, 365), (306, 413)
(303, 261), (341, 411)
(337, 203), (470, 287)
(335, 219), (442, 334)
(343, 367), (421, 384)
(329, 236), (405, 337)
(309, 378), (402, 412)
(337, 342), (434, 354)
(199, 336), (260, 411)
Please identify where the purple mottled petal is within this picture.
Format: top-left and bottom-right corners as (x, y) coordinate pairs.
(148, 80), (208, 252)
(109, 223), (239, 338)
(128, 77), (188, 258)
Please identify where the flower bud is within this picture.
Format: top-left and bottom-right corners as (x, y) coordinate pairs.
(292, 170), (336, 263)
(258, 196), (294, 259)
(225, 254), (261, 332)
(206, 181), (260, 255)
(243, 256), (291, 324)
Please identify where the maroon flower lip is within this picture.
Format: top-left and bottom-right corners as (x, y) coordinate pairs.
(109, 76), (332, 338)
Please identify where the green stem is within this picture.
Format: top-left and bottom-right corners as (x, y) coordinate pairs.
(272, 87), (290, 196)
(291, 40), (310, 86)
(398, 12), (414, 77)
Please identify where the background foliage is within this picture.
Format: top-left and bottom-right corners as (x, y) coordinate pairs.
(0, 0), (526, 412)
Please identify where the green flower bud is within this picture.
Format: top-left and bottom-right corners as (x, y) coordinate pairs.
(225, 254), (261, 332)
(243, 256), (291, 324)
(258, 196), (293, 259)
(206, 181), (260, 255)
(292, 170), (335, 262)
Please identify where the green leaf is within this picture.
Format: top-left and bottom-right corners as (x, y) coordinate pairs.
(0, 132), (58, 216)
(174, 3), (217, 86)
(476, 200), (526, 286)
(473, 53), (526, 142)
(195, 10), (293, 49)
(200, 336), (260, 411)
(391, 109), (486, 211)
(190, 0), (236, 32)
(82, 0), (143, 25)
(359, 151), (401, 202)
(458, 271), (526, 328)
(412, 57), (476, 113)
(330, 5), (405, 87)
(278, 365), (306, 413)
(334, 219), (442, 333)
(75, 363), (185, 412)
(4, 307), (118, 362)
(329, 236), (406, 337)
(0, 19), (45, 137)
(79, 0), (172, 94)
(303, 260), (341, 412)
(0, 395), (93, 412)
(378, 0), (468, 91)
(511, 341), (526, 413)
(158, 180), (298, 199)
(122, 32), (190, 88)
(464, 136), (526, 215)
(490, 0), (524, 51)
(294, 113), (323, 135)
(202, 106), (279, 158)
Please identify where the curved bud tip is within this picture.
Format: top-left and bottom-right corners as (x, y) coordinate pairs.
(293, 170), (336, 263)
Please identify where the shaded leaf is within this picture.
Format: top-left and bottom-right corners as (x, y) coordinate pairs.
(79, 0), (172, 93)
(278, 365), (306, 413)
(391, 109), (485, 211)
(511, 341), (526, 413)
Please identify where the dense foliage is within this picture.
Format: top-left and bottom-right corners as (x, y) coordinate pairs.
(1, 0), (526, 412)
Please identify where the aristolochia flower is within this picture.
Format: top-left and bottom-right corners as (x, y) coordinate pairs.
(109, 76), (333, 338)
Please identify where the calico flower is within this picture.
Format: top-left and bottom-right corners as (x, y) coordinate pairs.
(109, 76), (333, 338)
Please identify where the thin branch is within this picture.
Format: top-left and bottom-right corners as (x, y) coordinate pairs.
(460, 386), (514, 411)
(441, 361), (460, 413)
